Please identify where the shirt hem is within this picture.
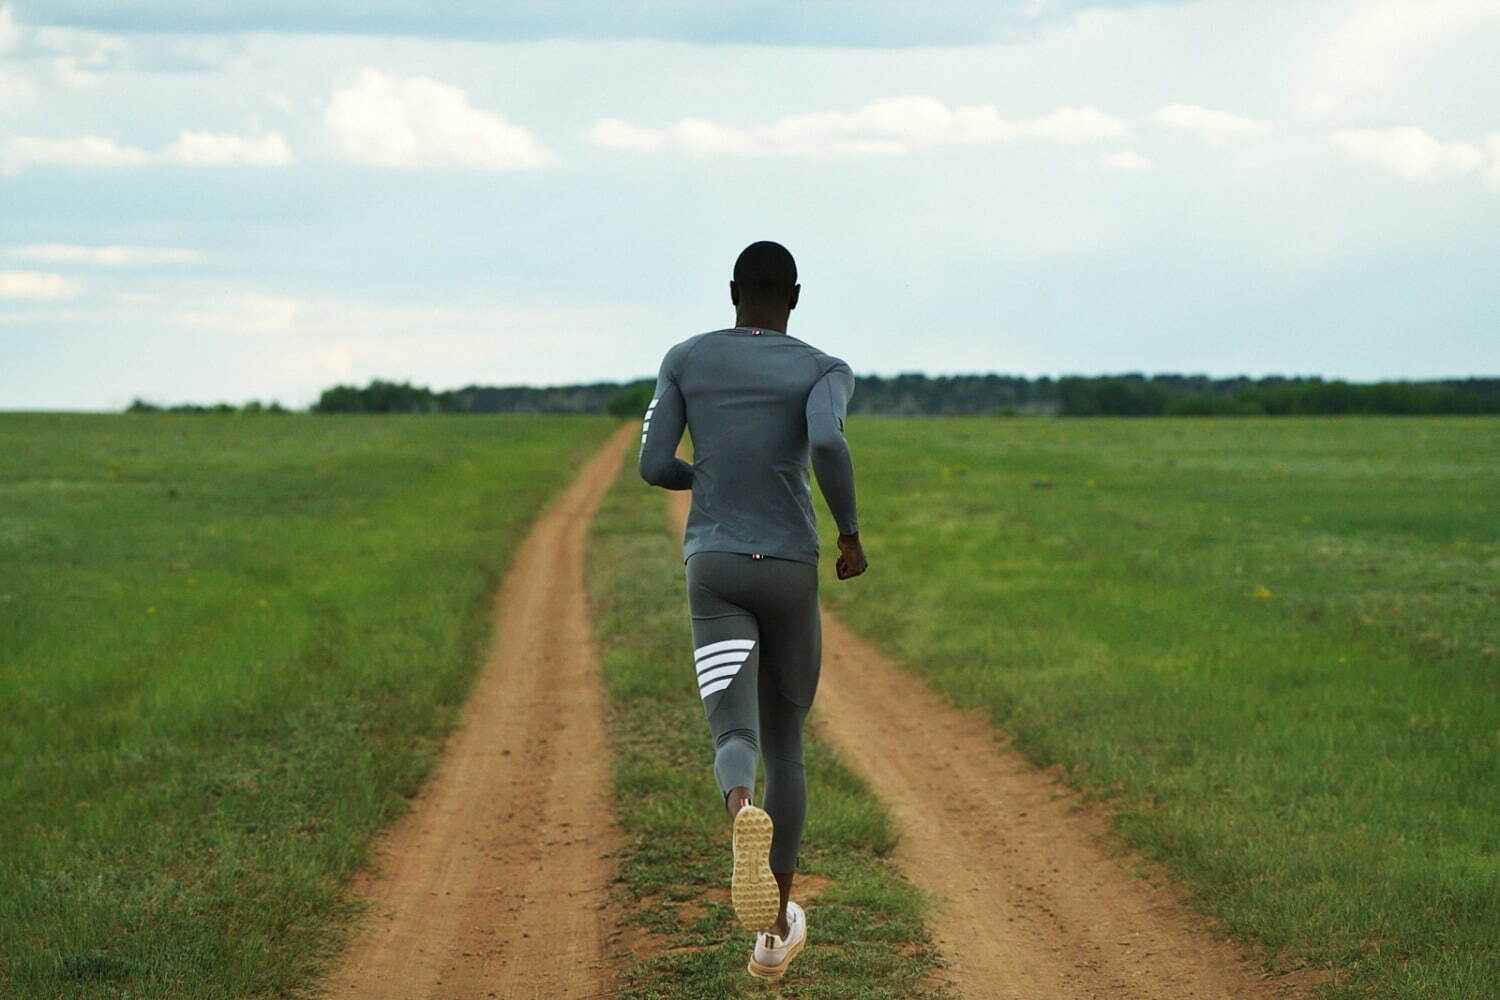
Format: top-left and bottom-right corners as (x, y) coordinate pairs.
(683, 543), (819, 567)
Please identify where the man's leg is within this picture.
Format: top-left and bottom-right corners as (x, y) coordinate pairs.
(754, 558), (822, 937)
(686, 553), (763, 809)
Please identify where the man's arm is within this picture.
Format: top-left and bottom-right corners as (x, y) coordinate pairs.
(806, 362), (867, 579)
(638, 352), (693, 491)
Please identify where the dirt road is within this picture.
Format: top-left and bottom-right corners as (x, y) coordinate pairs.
(322, 426), (1307, 1000)
(668, 489), (1309, 999)
(321, 424), (633, 1000)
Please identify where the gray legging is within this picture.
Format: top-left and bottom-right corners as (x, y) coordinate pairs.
(686, 550), (821, 873)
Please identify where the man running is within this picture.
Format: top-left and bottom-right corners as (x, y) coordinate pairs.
(638, 240), (866, 981)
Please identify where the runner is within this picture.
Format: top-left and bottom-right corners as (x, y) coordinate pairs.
(638, 240), (867, 981)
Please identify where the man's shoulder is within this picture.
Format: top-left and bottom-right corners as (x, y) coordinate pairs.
(662, 330), (725, 369)
(784, 335), (850, 376)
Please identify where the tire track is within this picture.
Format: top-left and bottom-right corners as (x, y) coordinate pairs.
(321, 424), (633, 1000)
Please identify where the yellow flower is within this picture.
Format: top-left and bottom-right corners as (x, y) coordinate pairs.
(1253, 586), (1273, 599)
(147, 606), (157, 615)
(257, 598), (269, 608)
(187, 578), (197, 586)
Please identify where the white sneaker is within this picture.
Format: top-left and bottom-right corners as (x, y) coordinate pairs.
(730, 804), (779, 931)
(747, 900), (806, 980)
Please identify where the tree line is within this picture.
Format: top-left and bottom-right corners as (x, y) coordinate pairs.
(126, 374), (1500, 417)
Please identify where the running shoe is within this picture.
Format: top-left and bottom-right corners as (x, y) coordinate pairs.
(747, 900), (806, 980)
(730, 804), (779, 931)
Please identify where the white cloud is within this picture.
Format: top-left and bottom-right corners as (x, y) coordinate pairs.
(1314, 0), (1500, 96)
(9, 244), (203, 265)
(52, 56), (97, 88)
(164, 130), (293, 165)
(1486, 134), (1500, 188)
(0, 69), (31, 110)
(0, 270), (82, 299)
(1152, 103), (1272, 140)
(177, 294), (304, 335)
(4, 135), (151, 168)
(0, 4), (18, 53)
(1330, 126), (1483, 181)
(172, 292), (621, 352)
(324, 68), (554, 169)
(3, 131), (293, 171)
(1100, 150), (1152, 171)
(589, 97), (1127, 159)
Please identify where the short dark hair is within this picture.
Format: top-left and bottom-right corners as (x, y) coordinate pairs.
(733, 241), (797, 297)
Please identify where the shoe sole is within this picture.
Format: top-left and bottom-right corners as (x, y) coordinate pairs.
(731, 806), (779, 932)
(747, 930), (806, 980)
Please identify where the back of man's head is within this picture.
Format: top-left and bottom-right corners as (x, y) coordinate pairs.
(733, 241), (798, 301)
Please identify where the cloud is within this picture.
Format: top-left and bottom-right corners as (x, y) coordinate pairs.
(9, 244), (203, 264)
(3, 130), (293, 170)
(0, 68), (31, 109)
(51, 55), (97, 87)
(164, 130), (293, 165)
(1486, 134), (1500, 187)
(1314, 0), (1500, 96)
(4, 135), (150, 168)
(1152, 103), (1272, 140)
(1100, 150), (1152, 171)
(170, 292), (624, 349)
(178, 293), (303, 335)
(324, 68), (554, 170)
(589, 97), (1127, 159)
(0, 270), (83, 299)
(1330, 126), (1483, 181)
(0, 4), (16, 52)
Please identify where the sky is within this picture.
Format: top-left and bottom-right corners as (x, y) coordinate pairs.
(1, 0), (1497, 410)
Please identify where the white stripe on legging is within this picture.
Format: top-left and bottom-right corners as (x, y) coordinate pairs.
(696, 650), (752, 674)
(700, 676), (736, 698)
(694, 638), (756, 661)
(697, 662), (743, 686)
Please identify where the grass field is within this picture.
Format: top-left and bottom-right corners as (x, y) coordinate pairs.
(586, 449), (948, 999)
(815, 416), (1499, 999)
(6, 412), (1494, 999)
(0, 412), (614, 999)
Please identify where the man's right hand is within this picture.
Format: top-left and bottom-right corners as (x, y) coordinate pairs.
(835, 533), (867, 580)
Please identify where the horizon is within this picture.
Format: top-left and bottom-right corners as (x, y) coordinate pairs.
(10, 368), (1497, 414)
(3, 0), (1498, 410)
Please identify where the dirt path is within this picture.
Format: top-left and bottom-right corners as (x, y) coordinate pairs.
(322, 424), (633, 1000)
(669, 490), (1310, 999)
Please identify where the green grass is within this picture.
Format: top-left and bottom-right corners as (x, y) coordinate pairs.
(0, 412), (614, 999)
(815, 416), (1499, 999)
(587, 446), (949, 999)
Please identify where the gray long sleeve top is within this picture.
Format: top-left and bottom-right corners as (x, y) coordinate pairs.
(638, 325), (859, 566)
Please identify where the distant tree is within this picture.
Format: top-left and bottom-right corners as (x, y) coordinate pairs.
(125, 398), (161, 413)
(298, 372), (1499, 419)
(607, 381), (655, 419)
(312, 379), (450, 413)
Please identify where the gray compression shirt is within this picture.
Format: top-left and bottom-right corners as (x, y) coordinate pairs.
(638, 326), (859, 566)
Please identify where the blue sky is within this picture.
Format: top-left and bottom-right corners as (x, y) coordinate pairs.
(1, 0), (1496, 410)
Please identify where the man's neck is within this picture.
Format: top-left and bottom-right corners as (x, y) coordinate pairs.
(733, 310), (790, 334)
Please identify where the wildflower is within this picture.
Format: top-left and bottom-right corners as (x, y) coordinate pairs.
(147, 606), (157, 615)
(1253, 586), (1273, 599)
(257, 598), (269, 608)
